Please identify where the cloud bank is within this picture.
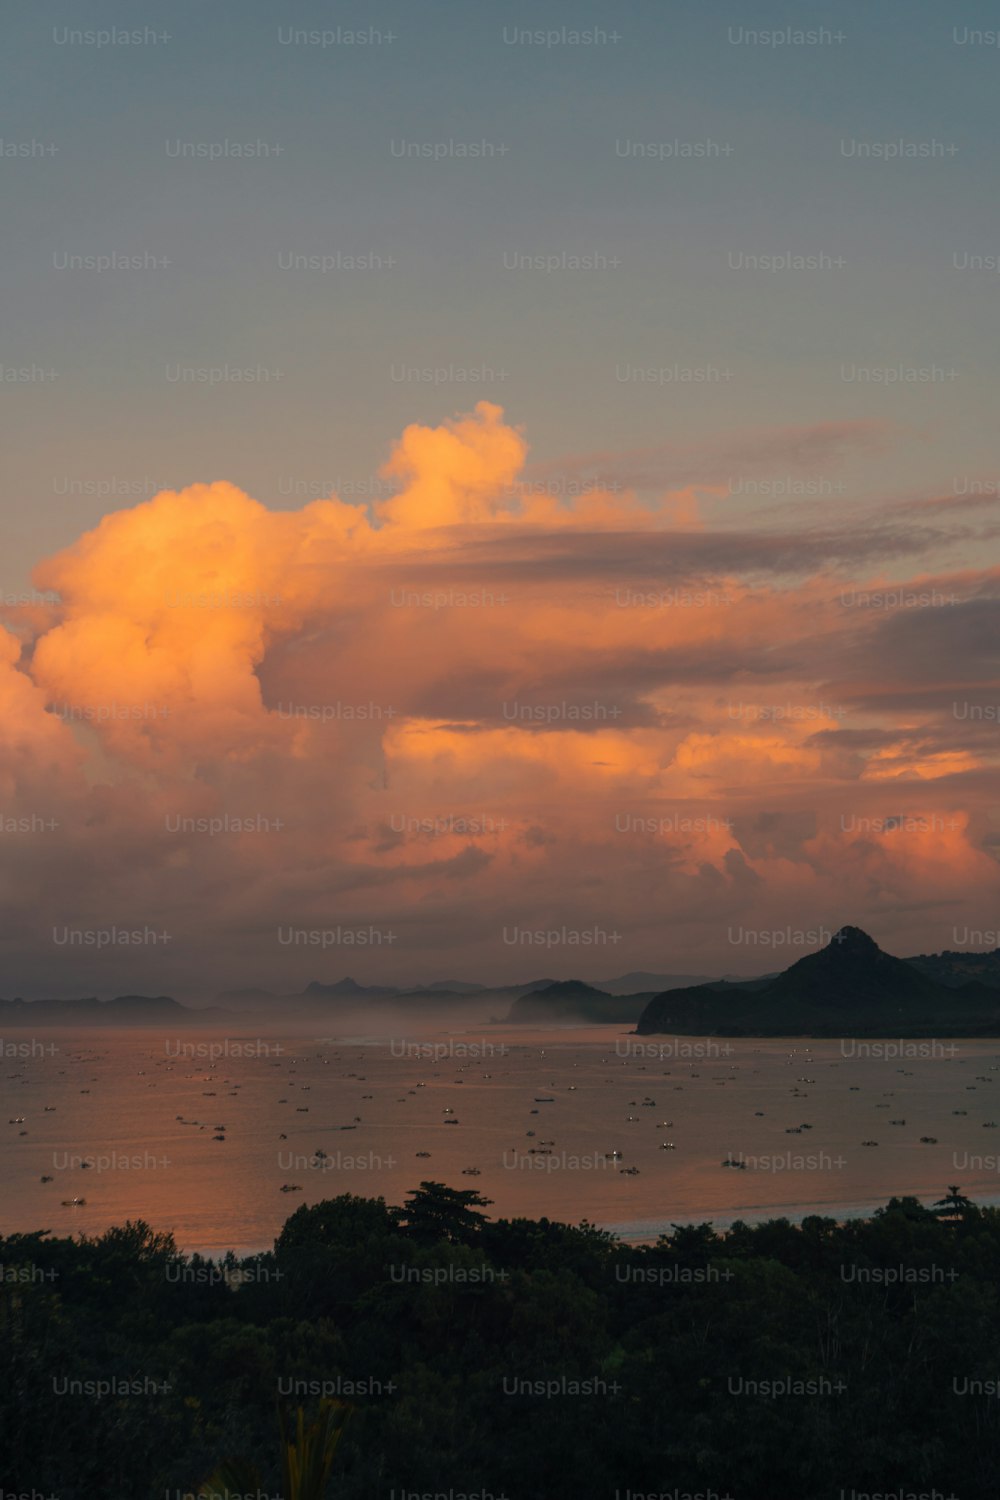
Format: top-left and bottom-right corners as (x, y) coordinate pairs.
(2, 403), (998, 995)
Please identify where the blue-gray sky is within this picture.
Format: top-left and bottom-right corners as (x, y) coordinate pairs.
(4, 0), (1000, 583)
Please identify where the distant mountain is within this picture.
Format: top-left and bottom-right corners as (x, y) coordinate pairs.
(597, 970), (714, 996)
(303, 977), (400, 998)
(636, 926), (1000, 1037)
(215, 968), (716, 1013)
(214, 971), (766, 1011)
(906, 948), (1000, 990)
(16, 934), (1000, 1031)
(211, 976), (564, 1013)
(214, 978), (413, 1008)
(506, 980), (652, 1024)
(0, 994), (228, 1026)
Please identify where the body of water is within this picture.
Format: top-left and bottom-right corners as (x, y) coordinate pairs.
(4, 1023), (999, 1251)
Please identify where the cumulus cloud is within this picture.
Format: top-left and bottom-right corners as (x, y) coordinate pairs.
(1, 402), (998, 994)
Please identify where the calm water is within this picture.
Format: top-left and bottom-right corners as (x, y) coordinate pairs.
(4, 1023), (1000, 1251)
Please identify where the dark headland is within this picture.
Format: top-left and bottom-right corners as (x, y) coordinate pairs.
(634, 925), (1000, 1037)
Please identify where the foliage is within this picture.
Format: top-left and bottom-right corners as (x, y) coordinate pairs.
(200, 1399), (351, 1499)
(3, 1189), (1000, 1497)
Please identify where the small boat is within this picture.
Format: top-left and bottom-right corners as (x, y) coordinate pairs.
(443, 1119), (459, 1125)
(416, 1151), (431, 1158)
(40, 1175), (53, 1183)
(212, 1134), (225, 1141)
(722, 1157), (746, 1170)
(919, 1136), (938, 1144)
(279, 1184), (302, 1193)
(62, 1198), (86, 1206)
(659, 1142), (676, 1150)
(535, 1097), (554, 1102)
(861, 1140), (879, 1147)
(984, 1122), (998, 1128)
(461, 1168), (481, 1177)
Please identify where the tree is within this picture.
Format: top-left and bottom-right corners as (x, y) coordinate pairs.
(933, 1185), (977, 1225)
(399, 1181), (493, 1243)
(275, 1194), (400, 1253)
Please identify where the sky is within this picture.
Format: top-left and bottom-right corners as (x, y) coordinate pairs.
(2, 0), (1000, 998)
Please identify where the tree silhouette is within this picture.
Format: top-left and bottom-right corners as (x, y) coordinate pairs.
(933, 1184), (977, 1224)
(400, 1180), (494, 1243)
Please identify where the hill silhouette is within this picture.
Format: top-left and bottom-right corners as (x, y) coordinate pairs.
(0, 994), (226, 1026)
(635, 926), (1000, 1036)
(506, 979), (651, 1024)
(906, 947), (1000, 989)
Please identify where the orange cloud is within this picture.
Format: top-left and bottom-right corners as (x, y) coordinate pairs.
(0, 402), (997, 990)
